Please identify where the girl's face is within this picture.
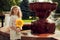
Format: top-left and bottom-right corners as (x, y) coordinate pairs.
(13, 7), (19, 15)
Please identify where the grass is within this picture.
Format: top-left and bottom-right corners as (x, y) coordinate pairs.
(57, 25), (60, 30)
(23, 20), (35, 23)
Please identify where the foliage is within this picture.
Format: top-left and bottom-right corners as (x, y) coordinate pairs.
(0, 0), (20, 11)
(52, 0), (60, 13)
(10, 0), (20, 6)
(0, 0), (11, 11)
(20, 0), (31, 19)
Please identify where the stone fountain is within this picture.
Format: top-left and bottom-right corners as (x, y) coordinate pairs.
(29, 2), (57, 34)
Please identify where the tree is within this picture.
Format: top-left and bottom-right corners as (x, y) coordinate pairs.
(10, 0), (20, 6)
(52, 0), (60, 13)
(20, 0), (31, 19)
(0, 0), (11, 11)
(0, 0), (21, 12)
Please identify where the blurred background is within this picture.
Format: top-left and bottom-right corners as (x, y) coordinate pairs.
(0, 0), (60, 40)
(0, 0), (60, 19)
(0, 0), (60, 29)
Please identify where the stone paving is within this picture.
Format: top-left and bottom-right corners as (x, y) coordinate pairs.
(0, 22), (60, 40)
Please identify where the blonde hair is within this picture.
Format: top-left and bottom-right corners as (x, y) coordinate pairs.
(10, 6), (22, 18)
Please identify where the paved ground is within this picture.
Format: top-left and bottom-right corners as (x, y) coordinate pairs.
(48, 29), (60, 40)
(0, 22), (60, 40)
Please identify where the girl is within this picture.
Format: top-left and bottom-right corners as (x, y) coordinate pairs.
(9, 6), (22, 40)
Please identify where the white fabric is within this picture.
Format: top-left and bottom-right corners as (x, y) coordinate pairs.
(5, 14), (10, 27)
(0, 14), (10, 33)
(9, 15), (21, 40)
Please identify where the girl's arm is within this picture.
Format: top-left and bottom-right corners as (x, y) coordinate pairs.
(9, 16), (21, 32)
(9, 16), (17, 31)
(10, 26), (17, 31)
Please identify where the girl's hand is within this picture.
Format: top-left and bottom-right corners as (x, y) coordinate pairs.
(16, 28), (21, 32)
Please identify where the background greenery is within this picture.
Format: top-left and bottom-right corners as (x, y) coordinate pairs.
(0, 0), (36, 19)
(52, 0), (60, 13)
(0, 0), (60, 19)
